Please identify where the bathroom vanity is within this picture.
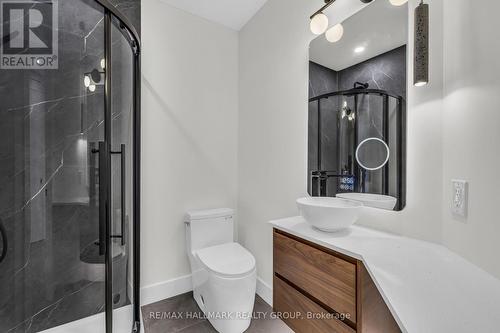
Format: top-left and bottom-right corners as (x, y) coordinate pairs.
(271, 217), (500, 333)
(273, 229), (399, 333)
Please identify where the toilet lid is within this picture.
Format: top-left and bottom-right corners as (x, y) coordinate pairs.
(196, 243), (256, 277)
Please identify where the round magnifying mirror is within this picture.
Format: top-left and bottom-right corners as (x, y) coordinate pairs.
(355, 137), (390, 171)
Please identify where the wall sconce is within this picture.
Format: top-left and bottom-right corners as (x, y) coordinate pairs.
(310, 1), (335, 35)
(83, 58), (105, 92)
(414, 1), (429, 86)
(310, 0), (373, 40)
(84, 69), (104, 92)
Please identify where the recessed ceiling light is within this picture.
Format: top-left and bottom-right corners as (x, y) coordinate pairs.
(354, 46), (365, 54)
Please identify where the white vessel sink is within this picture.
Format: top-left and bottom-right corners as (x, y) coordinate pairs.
(336, 193), (397, 210)
(297, 197), (363, 232)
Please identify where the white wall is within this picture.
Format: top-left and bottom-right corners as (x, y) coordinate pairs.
(355, 0), (444, 241)
(238, 0), (445, 289)
(141, 1), (239, 288)
(441, 0), (500, 279)
(238, 0), (314, 294)
(141, 0), (500, 298)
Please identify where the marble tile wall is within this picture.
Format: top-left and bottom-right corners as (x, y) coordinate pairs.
(308, 62), (339, 195)
(0, 0), (139, 331)
(308, 46), (407, 198)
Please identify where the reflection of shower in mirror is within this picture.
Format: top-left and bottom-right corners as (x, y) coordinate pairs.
(308, 0), (407, 211)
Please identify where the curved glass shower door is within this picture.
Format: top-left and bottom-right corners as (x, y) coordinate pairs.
(308, 89), (405, 210)
(0, 0), (140, 332)
(109, 14), (136, 333)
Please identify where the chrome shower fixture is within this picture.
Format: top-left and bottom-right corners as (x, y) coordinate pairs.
(309, 0), (335, 35)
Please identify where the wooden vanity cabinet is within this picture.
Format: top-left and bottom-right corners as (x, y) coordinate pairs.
(273, 229), (401, 333)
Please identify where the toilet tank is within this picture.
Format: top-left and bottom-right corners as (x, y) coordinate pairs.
(185, 208), (234, 252)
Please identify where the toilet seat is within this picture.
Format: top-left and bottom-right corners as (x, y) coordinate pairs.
(196, 242), (256, 278)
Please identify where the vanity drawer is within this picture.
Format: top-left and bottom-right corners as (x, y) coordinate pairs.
(274, 276), (355, 333)
(273, 231), (357, 322)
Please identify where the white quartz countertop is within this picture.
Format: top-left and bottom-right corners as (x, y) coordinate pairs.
(270, 216), (500, 333)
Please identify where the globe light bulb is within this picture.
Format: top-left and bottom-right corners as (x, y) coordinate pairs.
(389, 0), (408, 6)
(89, 84), (96, 92)
(325, 23), (344, 43)
(84, 75), (91, 88)
(310, 13), (329, 35)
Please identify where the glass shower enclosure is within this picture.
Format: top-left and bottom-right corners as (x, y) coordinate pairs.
(0, 0), (141, 332)
(308, 88), (406, 210)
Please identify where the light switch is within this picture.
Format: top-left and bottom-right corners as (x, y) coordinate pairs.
(451, 180), (468, 218)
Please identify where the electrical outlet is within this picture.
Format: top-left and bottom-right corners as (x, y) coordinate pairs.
(451, 180), (468, 218)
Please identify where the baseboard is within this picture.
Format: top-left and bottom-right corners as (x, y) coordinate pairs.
(140, 274), (272, 308)
(141, 274), (192, 306)
(256, 277), (273, 306)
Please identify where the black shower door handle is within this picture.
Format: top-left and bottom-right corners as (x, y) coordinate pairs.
(94, 142), (126, 255)
(97, 141), (109, 256)
(111, 144), (126, 246)
(0, 218), (7, 263)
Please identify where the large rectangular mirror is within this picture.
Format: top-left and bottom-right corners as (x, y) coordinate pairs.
(308, 0), (407, 211)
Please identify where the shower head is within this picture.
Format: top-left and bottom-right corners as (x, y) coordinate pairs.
(354, 82), (370, 89)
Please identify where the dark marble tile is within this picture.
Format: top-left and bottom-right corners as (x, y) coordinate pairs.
(338, 46), (407, 98)
(309, 62), (338, 98)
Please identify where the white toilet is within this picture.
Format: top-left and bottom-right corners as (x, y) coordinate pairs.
(185, 208), (256, 333)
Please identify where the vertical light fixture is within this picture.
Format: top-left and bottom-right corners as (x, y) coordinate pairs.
(414, 0), (429, 86)
(310, 0), (373, 37)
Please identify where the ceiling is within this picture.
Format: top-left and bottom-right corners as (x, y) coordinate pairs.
(160, 0), (269, 31)
(310, 0), (408, 71)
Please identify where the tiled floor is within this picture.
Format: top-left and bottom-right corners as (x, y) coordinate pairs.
(141, 293), (293, 333)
